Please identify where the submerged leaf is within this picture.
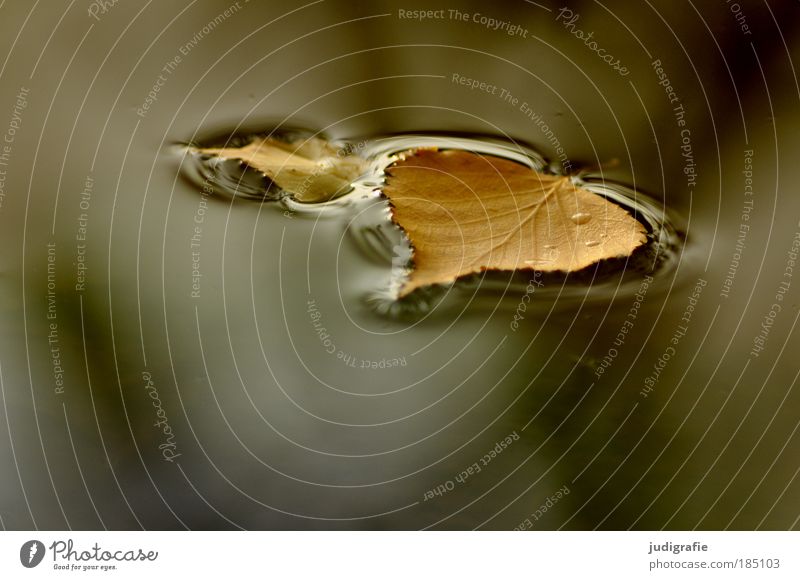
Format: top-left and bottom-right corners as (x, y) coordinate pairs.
(196, 136), (367, 202)
(383, 149), (647, 296)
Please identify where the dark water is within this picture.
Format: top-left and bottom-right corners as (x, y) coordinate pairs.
(1, 0), (799, 530)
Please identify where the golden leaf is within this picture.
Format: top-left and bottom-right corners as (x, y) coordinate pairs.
(383, 149), (647, 296)
(195, 138), (647, 297)
(196, 136), (367, 203)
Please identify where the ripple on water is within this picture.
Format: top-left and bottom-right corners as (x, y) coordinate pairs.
(179, 129), (683, 315)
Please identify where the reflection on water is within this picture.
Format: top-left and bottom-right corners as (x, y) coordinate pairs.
(0, 0), (799, 530)
(182, 129), (682, 312)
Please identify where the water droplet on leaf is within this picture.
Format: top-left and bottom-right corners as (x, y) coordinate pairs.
(570, 212), (592, 225)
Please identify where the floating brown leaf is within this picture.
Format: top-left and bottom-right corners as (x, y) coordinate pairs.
(196, 138), (647, 297)
(196, 136), (366, 203)
(383, 149), (647, 296)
